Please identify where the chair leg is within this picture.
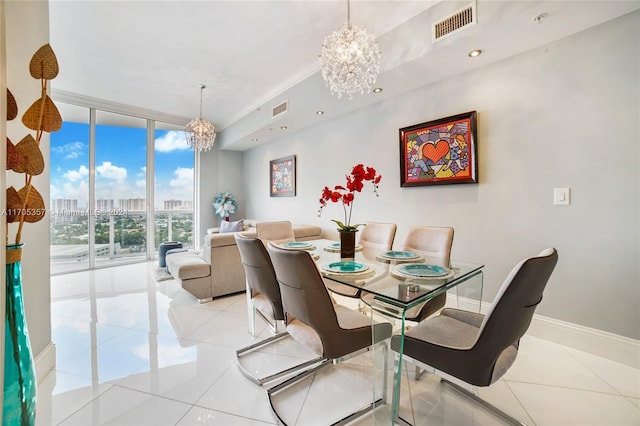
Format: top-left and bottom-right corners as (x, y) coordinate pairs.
(415, 366), (424, 380)
(256, 308), (279, 334)
(441, 378), (527, 426)
(248, 305), (257, 336)
(245, 279), (256, 336)
(267, 340), (389, 425)
(236, 332), (324, 386)
(414, 363), (435, 380)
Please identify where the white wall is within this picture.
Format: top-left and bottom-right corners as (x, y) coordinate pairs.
(4, 0), (54, 373)
(240, 11), (640, 340)
(198, 145), (244, 237)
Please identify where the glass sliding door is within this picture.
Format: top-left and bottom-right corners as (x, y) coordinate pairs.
(154, 124), (195, 252)
(94, 111), (148, 266)
(50, 104), (90, 274)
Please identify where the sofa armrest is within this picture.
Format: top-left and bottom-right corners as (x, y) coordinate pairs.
(293, 224), (322, 241)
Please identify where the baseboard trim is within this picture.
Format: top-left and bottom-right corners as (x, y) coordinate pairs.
(449, 294), (639, 369)
(34, 341), (56, 384)
(527, 314), (640, 369)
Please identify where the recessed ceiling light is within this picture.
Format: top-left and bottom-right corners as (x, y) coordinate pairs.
(532, 13), (548, 24)
(373, 88), (383, 93)
(316, 110), (324, 115)
(468, 49), (482, 58)
(280, 126), (287, 130)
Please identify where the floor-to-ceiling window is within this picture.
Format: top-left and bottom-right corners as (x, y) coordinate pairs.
(50, 104), (90, 273)
(50, 102), (194, 274)
(154, 123), (195, 251)
(94, 111), (148, 266)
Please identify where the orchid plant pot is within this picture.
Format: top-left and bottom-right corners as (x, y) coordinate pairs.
(339, 229), (358, 259)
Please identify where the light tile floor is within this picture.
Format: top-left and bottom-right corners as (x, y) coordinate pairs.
(37, 262), (640, 425)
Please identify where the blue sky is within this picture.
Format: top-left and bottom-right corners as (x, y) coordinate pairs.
(50, 122), (194, 209)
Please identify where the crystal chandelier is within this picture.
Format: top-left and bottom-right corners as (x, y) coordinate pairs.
(185, 84), (216, 151)
(319, 0), (381, 99)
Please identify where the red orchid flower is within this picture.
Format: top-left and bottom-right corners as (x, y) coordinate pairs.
(317, 164), (382, 231)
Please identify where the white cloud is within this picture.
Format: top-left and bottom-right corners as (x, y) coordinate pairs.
(155, 167), (193, 206)
(169, 167), (193, 188)
(59, 180), (89, 207)
(136, 179), (146, 188)
(155, 131), (189, 153)
(52, 141), (86, 160)
(96, 161), (127, 181)
(63, 165), (89, 182)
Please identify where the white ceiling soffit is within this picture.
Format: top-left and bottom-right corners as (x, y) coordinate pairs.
(217, 0), (639, 151)
(47, 1), (639, 151)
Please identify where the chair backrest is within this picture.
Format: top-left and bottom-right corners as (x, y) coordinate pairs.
(475, 248), (558, 379)
(235, 233), (284, 321)
(402, 226), (454, 266)
(256, 221), (295, 245)
(358, 222), (397, 251)
(267, 242), (348, 358)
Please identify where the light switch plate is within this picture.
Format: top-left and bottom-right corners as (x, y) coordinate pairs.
(554, 188), (570, 205)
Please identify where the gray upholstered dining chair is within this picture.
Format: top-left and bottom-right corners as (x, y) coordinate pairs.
(235, 233), (285, 336)
(361, 226), (454, 322)
(326, 221), (397, 298)
(255, 220), (295, 245)
(234, 233), (323, 385)
(400, 226), (454, 322)
(359, 221), (397, 252)
(390, 248), (558, 425)
(266, 242), (393, 424)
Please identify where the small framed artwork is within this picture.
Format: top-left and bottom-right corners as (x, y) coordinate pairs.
(270, 155), (296, 197)
(399, 111), (478, 187)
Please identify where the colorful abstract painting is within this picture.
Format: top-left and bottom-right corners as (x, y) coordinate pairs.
(270, 155), (296, 197)
(399, 111), (478, 187)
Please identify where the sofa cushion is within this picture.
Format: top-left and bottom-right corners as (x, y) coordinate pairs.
(220, 219), (244, 233)
(166, 252), (210, 280)
(207, 218), (262, 235)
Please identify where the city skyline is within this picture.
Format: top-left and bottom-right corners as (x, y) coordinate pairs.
(51, 197), (194, 211)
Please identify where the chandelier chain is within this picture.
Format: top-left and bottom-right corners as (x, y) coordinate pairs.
(198, 84), (205, 117)
(319, 0), (380, 99)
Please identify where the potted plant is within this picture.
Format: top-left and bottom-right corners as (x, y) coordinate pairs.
(213, 191), (238, 222)
(318, 164), (381, 258)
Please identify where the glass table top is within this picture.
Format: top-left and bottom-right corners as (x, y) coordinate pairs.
(308, 239), (484, 310)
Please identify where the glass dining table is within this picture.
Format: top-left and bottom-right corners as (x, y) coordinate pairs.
(302, 239), (485, 425)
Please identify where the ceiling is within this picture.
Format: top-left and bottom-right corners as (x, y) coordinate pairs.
(48, 0), (639, 151)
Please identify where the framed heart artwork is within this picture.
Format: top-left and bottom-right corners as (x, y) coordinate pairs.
(399, 111), (478, 187)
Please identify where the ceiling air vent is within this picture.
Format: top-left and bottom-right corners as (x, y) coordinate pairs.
(272, 100), (288, 118)
(432, 2), (476, 42)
